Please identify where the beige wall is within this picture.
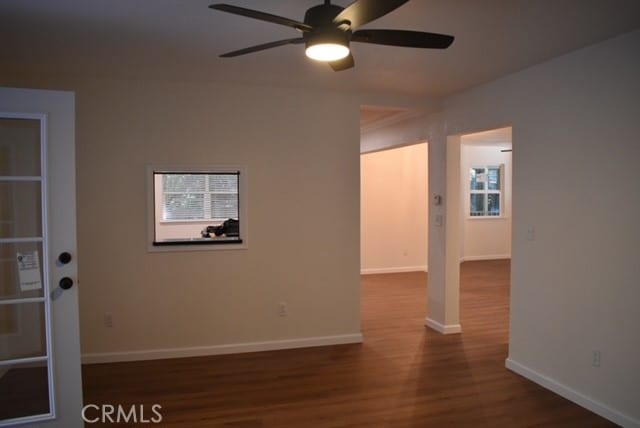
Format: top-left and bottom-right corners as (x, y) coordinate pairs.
(1, 75), (362, 358)
(360, 143), (428, 274)
(460, 144), (512, 261)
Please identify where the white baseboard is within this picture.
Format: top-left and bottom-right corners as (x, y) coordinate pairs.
(81, 333), (363, 365)
(460, 255), (511, 262)
(425, 317), (462, 334)
(361, 265), (427, 275)
(506, 358), (639, 428)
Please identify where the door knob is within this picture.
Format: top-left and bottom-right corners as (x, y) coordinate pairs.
(58, 252), (72, 265)
(59, 277), (74, 290)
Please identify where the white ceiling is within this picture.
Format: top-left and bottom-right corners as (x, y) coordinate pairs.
(1, 0), (639, 100)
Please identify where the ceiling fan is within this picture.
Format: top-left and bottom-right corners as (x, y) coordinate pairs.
(209, 0), (454, 71)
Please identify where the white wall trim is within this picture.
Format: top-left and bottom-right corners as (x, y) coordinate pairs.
(460, 255), (511, 262)
(81, 333), (363, 364)
(361, 265), (428, 275)
(425, 317), (462, 334)
(506, 358), (639, 428)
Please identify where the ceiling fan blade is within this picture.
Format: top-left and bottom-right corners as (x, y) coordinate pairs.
(328, 53), (355, 72)
(209, 4), (313, 32)
(220, 38), (304, 58)
(352, 29), (454, 49)
(334, 0), (409, 29)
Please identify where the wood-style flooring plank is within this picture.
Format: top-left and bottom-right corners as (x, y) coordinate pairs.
(82, 260), (616, 427)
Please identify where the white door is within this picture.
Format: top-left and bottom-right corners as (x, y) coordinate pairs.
(0, 88), (82, 427)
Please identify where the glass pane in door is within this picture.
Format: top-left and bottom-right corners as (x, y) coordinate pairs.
(0, 303), (47, 360)
(0, 242), (45, 301)
(0, 118), (41, 177)
(0, 181), (42, 239)
(0, 361), (50, 420)
(0, 116), (52, 425)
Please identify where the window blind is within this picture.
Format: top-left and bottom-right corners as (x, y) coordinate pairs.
(160, 172), (239, 221)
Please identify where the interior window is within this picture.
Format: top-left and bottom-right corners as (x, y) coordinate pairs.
(148, 167), (246, 250)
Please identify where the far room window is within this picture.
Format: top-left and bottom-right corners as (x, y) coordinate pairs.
(469, 165), (502, 217)
(147, 166), (247, 251)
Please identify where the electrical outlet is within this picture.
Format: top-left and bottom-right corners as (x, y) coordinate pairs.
(592, 350), (601, 367)
(104, 312), (114, 328)
(526, 225), (536, 241)
(278, 302), (287, 317)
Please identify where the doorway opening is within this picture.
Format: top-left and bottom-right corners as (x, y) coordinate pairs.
(446, 126), (513, 335)
(359, 105), (430, 334)
(360, 142), (429, 275)
(460, 128), (512, 263)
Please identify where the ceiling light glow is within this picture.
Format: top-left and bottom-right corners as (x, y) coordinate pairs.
(305, 43), (350, 62)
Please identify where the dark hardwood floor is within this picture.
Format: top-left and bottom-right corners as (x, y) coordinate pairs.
(82, 260), (616, 427)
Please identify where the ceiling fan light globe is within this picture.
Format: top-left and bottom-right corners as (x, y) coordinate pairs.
(305, 43), (350, 62)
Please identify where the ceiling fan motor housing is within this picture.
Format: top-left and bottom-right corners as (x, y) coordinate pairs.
(303, 3), (351, 48)
(304, 27), (351, 49)
(304, 3), (345, 27)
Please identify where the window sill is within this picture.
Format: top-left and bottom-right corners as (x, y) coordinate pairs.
(153, 237), (242, 246)
(149, 236), (246, 252)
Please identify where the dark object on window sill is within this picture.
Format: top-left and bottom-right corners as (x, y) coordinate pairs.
(201, 225), (216, 238)
(201, 218), (240, 238)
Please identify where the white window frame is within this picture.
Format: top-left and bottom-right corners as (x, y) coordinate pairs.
(146, 165), (248, 252)
(468, 164), (503, 218)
